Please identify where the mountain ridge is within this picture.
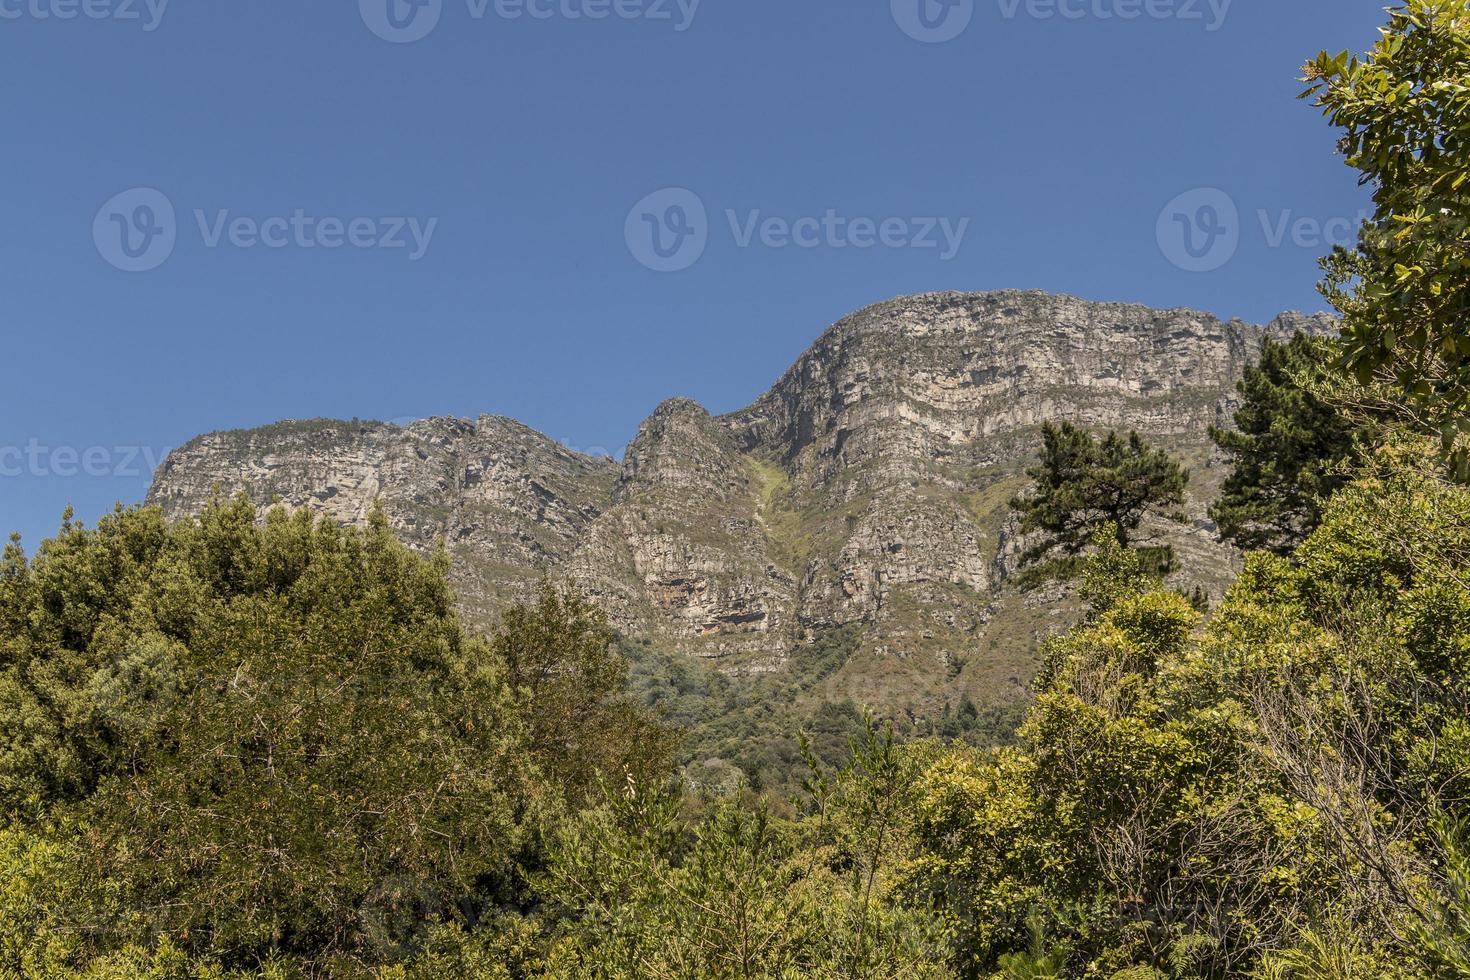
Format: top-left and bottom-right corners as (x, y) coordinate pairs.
(147, 290), (1336, 715)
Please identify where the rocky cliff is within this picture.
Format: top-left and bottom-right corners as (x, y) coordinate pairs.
(146, 291), (1336, 714)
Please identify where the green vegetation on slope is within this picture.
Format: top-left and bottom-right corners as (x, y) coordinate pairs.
(622, 623), (1022, 804)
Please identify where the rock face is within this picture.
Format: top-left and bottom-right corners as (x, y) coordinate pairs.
(148, 415), (619, 624)
(147, 291), (1336, 713)
(567, 398), (799, 662)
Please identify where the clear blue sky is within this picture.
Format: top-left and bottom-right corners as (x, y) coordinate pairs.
(2, 1), (1385, 548)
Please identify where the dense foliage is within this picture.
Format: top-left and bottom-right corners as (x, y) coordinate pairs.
(1307, 0), (1470, 476)
(623, 627), (1019, 802)
(4, 448), (1468, 978)
(917, 455), (1470, 976)
(0, 498), (666, 977)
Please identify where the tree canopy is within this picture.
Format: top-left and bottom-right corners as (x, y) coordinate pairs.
(0, 496), (666, 977)
(1307, 0), (1470, 477)
(915, 457), (1470, 975)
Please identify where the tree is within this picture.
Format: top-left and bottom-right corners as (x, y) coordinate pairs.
(1009, 423), (1188, 571)
(542, 782), (822, 978)
(0, 497), (665, 977)
(1305, 1), (1470, 478)
(0, 498), (536, 972)
(920, 456), (1470, 976)
(540, 719), (950, 979)
(1209, 334), (1368, 554)
(491, 582), (674, 809)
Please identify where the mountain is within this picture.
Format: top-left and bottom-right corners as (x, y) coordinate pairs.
(146, 290), (1335, 716)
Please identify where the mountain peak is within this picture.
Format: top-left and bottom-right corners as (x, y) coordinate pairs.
(647, 396), (712, 420)
(618, 396), (740, 504)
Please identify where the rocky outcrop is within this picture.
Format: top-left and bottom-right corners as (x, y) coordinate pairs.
(146, 290), (1337, 713)
(728, 292), (1294, 472)
(148, 415), (619, 623)
(567, 399), (798, 664)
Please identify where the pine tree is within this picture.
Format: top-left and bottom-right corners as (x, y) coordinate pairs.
(1009, 423), (1188, 571)
(1208, 335), (1365, 554)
